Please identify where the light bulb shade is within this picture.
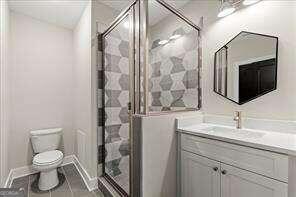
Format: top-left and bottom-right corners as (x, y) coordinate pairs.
(218, 1), (236, 18)
(243, 0), (260, 6)
(158, 40), (169, 45)
(123, 21), (130, 29)
(169, 34), (181, 40)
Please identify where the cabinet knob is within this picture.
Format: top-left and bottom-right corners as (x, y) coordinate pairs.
(213, 167), (218, 172)
(221, 170), (227, 175)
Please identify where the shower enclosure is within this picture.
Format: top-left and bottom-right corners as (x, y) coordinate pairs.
(102, 7), (134, 195)
(99, 0), (202, 196)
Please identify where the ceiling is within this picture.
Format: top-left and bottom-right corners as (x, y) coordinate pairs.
(149, 0), (191, 26)
(8, 0), (193, 30)
(98, 0), (134, 11)
(98, 0), (191, 26)
(8, 0), (89, 29)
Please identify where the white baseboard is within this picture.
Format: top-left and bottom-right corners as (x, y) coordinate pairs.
(71, 155), (98, 191)
(4, 155), (98, 191)
(4, 170), (13, 188)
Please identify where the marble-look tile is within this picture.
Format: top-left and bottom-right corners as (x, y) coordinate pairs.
(148, 25), (200, 112)
(118, 107), (128, 124)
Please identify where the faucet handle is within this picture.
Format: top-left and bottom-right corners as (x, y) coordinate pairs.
(235, 111), (242, 116)
(234, 111), (242, 129)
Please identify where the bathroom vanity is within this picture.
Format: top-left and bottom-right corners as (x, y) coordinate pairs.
(176, 115), (296, 197)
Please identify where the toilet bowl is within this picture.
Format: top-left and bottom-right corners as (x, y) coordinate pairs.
(30, 128), (63, 191)
(32, 150), (63, 190)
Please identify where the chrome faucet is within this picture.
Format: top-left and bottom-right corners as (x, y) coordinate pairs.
(234, 111), (242, 129)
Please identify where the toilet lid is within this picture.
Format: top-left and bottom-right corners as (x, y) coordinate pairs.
(33, 150), (63, 165)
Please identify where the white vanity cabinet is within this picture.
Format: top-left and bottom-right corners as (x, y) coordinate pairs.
(179, 133), (289, 197)
(181, 151), (220, 197)
(220, 163), (287, 197)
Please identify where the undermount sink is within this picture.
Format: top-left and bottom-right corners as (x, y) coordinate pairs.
(201, 126), (266, 139)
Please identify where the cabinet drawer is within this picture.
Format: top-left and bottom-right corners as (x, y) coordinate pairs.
(181, 134), (289, 182)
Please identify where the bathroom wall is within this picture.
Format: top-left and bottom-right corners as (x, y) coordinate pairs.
(140, 111), (201, 197)
(177, 0), (296, 120)
(9, 11), (75, 169)
(73, 0), (119, 179)
(73, 1), (94, 178)
(0, 0), (10, 186)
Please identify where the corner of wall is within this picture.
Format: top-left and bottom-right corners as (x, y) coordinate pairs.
(73, 0), (98, 181)
(0, 0), (10, 187)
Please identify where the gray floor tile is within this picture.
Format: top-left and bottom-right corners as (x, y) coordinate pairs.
(51, 190), (72, 197)
(29, 191), (51, 197)
(51, 176), (72, 197)
(92, 189), (104, 197)
(67, 177), (88, 192)
(72, 191), (95, 197)
(10, 164), (105, 197)
(63, 163), (76, 171)
(63, 165), (88, 192)
(10, 176), (29, 197)
(11, 176), (29, 188)
(63, 165), (81, 180)
(29, 174), (51, 197)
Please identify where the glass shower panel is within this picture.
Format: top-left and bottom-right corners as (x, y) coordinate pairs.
(103, 15), (131, 195)
(148, 0), (200, 112)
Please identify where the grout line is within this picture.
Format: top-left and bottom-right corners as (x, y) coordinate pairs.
(27, 175), (30, 197)
(61, 166), (74, 197)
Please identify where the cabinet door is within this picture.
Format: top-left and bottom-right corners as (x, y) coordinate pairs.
(221, 163), (288, 197)
(181, 151), (220, 197)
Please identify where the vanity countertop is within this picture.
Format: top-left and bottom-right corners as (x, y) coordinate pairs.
(177, 123), (296, 156)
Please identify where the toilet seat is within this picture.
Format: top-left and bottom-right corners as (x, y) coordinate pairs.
(33, 150), (63, 166)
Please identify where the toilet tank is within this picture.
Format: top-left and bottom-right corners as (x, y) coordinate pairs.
(30, 128), (62, 153)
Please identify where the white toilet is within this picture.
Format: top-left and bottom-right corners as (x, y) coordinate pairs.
(30, 128), (64, 191)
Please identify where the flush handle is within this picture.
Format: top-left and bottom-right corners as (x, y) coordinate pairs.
(221, 170), (227, 175)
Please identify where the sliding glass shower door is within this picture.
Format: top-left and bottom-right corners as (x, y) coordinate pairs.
(102, 9), (134, 196)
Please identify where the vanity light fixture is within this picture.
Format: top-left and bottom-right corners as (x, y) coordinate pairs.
(159, 39), (169, 45)
(243, 0), (260, 6)
(169, 34), (181, 40)
(123, 21), (129, 29)
(218, 0), (236, 18)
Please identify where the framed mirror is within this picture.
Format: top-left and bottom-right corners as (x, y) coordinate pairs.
(214, 31), (278, 105)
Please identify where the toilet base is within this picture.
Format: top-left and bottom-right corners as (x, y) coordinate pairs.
(38, 169), (59, 191)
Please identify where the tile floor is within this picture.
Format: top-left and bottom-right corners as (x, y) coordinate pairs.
(10, 164), (104, 197)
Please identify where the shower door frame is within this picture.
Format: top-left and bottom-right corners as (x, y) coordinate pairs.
(101, 1), (137, 196)
(101, 0), (203, 196)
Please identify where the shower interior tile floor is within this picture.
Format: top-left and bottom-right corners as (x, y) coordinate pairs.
(10, 164), (104, 197)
